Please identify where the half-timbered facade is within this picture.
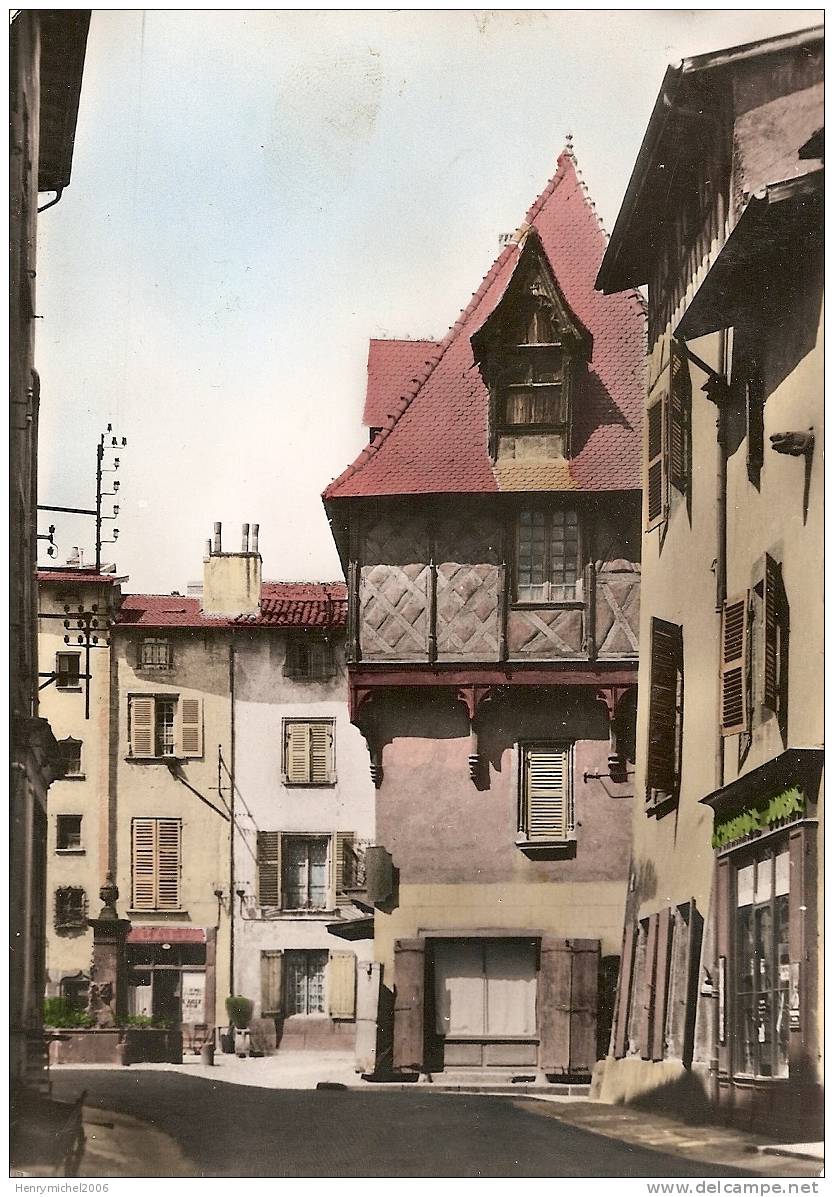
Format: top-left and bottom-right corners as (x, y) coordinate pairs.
(324, 146), (646, 1080)
(596, 26), (823, 1134)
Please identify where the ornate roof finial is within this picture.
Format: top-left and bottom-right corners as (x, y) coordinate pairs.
(564, 131), (575, 157)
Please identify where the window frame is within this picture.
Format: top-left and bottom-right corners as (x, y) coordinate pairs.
(127, 693), (203, 760)
(130, 816), (182, 912)
(516, 741), (575, 846)
(283, 635), (336, 682)
(283, 948), (329, 1016)
(54, 886), (87, 931)
(59, 737), (84, 778)
(55, 651), (81, 690)
(281, 718), (336, 786)
(56, 814), (84, 853)
(140, 637), (172, 671)
(646, 617), (684, 808)
(512, 507), (583, 607)
(280, 833), (332, 912)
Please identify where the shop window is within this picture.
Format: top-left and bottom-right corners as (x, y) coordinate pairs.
(284, 950), (328, 1015)
(128, 694), (203, 759)
(282, 719), (335, 785)
(56, 814), (83, 852)
(433, 939), (537, 1039)
(56, 652), (81, 690)
(517, 743), (574, 844)
(734, 845), (791, 1079)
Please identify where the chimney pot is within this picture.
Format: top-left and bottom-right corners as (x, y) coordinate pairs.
(251, 523), (260, 554)
(213, 522), (222, 554)
(204, 539), (212, 562)
(242, 523), (250, 552)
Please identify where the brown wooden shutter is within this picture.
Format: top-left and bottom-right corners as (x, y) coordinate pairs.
(309, 722), (333, 784)
(285, 723), (310, 783)
(646, 395), (667, 528)
(646, 618), (682, 796)
(132, 818), (156, 910)
(539, 937), (599, 1075)
(156, 819), (181, 910)
(524, 747), (571, 840)
(130, 695), (155, 758)
(257, 832), (280, 906)
(668, 341), (691, 495)
(328, 951), (356, 1019)
(335, 831), (355, 895)
(613, 920), (636, 1059)
(539, 937), (571, 1074)
(260, 950), (283, 1016)
(177, 697), (203, 758)
(392, 938), (425, 1072)
(651, 907), (672, 1061)
(721, 595), (749, 735)
(762, 555), (780, 712)
(639, 914), (659, 1060)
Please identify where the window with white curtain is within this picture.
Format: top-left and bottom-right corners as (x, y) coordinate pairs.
(433, 939), (537, 1038)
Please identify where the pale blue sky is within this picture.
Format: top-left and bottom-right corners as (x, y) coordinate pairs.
(36, 9), (820, 592)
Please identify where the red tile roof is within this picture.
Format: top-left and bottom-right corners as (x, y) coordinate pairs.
(324, 148), (645, 500)
(364, 339), (440, 428)
(37, 570), (124, 586)
(116, 582), (347, 631)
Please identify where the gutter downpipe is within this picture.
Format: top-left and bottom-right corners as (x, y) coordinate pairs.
(229, 635), (236, 1000)
(715, 326), (729, 793)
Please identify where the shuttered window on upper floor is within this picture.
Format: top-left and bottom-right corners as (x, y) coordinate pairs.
(131, 817), (181, 911)
(518, 744), (574, 843)
(282, 719), (335, 785)
(128, 694), (203, 759)
(646, 618), (683, 803)
(720, 595), (749, 736)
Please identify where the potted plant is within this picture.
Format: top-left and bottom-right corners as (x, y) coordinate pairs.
(225, 996), (254, 1058)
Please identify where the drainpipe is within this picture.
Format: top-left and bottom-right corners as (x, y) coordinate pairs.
(229, 636), (236, 998)
(715, 327), (729, 792)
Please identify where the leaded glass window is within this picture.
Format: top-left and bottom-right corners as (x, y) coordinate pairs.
(516, 508), (579, 602)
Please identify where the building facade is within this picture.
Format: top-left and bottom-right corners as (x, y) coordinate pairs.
(10, 9), (90, 1090)
(38, 568), (124, 1007)
(324, 148), (646, 1079)
(595, 26), (823, 1133)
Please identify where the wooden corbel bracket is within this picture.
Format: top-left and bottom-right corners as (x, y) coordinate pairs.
(456, 684), (496, 783)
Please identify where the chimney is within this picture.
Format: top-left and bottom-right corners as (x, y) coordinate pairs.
(201, 521), (262, 617)
(250, 523), (259, 554)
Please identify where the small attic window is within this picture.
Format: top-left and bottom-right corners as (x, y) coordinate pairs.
(499, 292), (567, 430)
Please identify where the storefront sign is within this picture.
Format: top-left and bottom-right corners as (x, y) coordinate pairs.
(181, 971), (206, 1023)
(712, 787), (804, 849)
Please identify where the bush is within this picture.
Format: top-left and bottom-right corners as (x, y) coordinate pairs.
(123, 1014), (173, 1029)
(225, 995), (254, 1030)
(44, 997), (94, 1029)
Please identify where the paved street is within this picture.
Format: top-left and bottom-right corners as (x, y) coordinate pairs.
(51, 1070), (752, 1178)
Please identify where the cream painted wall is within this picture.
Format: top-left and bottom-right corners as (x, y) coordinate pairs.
(39, 578), (117, 993)
(231, 630), (375, 1018)
(113, 627), (232, 1021)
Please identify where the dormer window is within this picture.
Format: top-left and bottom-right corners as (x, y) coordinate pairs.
(473, 235), (589, 464)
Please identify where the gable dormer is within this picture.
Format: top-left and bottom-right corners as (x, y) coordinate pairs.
(473, 234), (591, 464)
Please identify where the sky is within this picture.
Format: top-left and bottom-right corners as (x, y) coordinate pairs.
(35, 8), (821, 594)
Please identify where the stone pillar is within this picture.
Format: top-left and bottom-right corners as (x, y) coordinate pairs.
(87, 873), (131, 1024)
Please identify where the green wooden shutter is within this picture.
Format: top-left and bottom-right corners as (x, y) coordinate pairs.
(646, 619), (682, 796)
(257, 832), (281, 906)
(646, 395), (667, 528)
(762, 555), (780, 712)
(285, 723), (310, 783)
(132, 818), (156, 910)
(328, 952), (356, 1019)
(309, 722), (333, 783)
(156, 819), (181, 910)
(260, 950), (283, 1016)
(178, 697), (203, 757)
(524, 747), (571, 840)
(130, 695), (155, 758)
(335, 831), (355, 895)
(669, 340), (691, 495)
(721, 595), (749, 735)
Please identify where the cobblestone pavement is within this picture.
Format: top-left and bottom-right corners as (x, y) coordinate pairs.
(50, 1069), (762, 1179)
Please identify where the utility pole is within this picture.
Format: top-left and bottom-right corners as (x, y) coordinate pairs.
(37, 423), (126, 570)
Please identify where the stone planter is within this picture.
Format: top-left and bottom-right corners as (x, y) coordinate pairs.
(47, 1027), (124, 1066)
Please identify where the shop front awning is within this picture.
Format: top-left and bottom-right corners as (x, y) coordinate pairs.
(699, 746), (823, 822)
(326, 916), (374, 941)
(127, 926), (206, 944)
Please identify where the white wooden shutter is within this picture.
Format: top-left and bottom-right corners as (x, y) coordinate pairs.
(130, 696), (155, 758)
(285, 723), (311, 783)
(721, 595), (749, 735)
(328, 952), (356, 1019)
(309, 722), (333, 784)
(257, 831), (281, 906)
(156, 818), (181, 910)
(524, 747), (571, 840)
(177, 697), (203, 758)
(260, 950), (283, 1016)
(132, 818), (156, 910)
